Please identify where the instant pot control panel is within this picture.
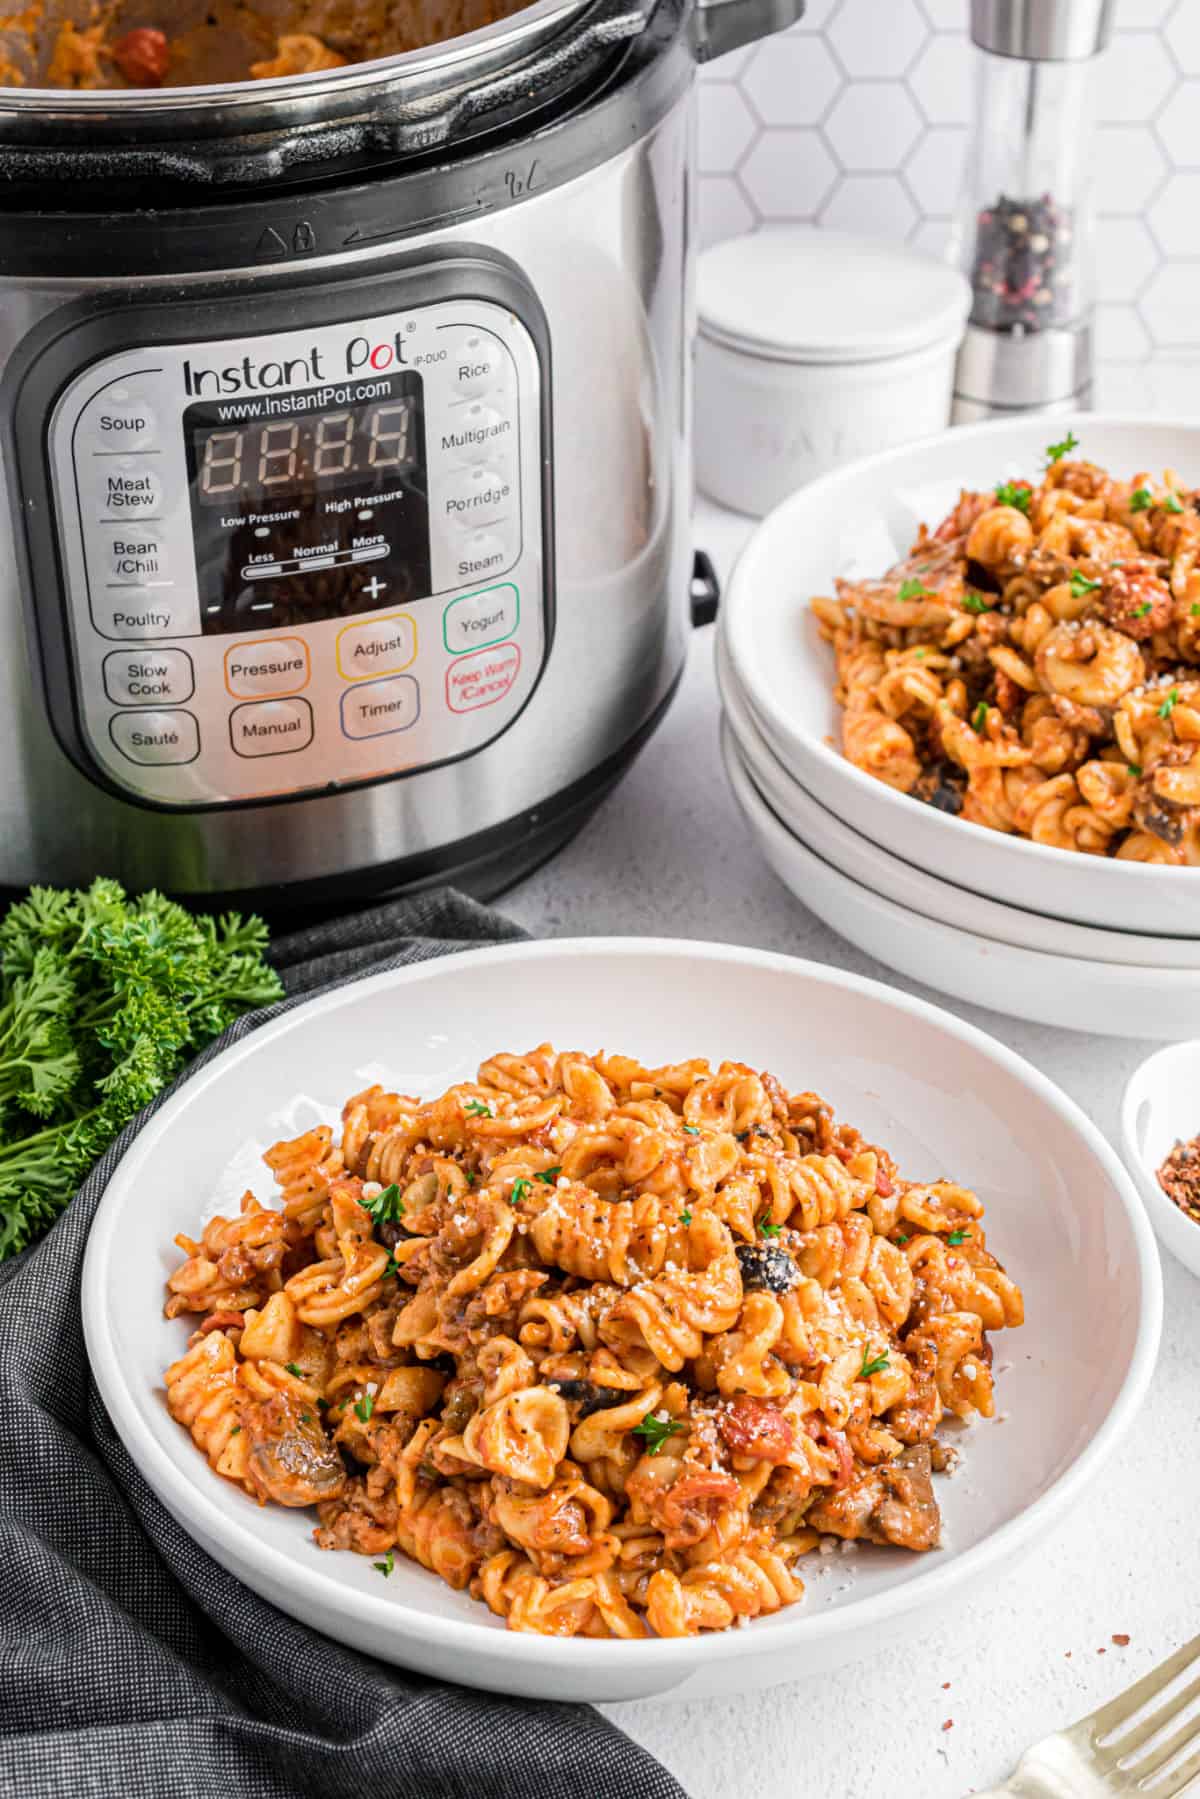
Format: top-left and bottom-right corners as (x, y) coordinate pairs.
(6, 254), (553, 810)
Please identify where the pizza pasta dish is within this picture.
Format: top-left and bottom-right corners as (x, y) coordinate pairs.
(812, 441), (1200, 861)
(162, 1047), (1024, 1638)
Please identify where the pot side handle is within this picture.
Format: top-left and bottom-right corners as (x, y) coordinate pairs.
(691, 0), (804, 63)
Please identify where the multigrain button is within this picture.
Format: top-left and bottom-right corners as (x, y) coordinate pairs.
(224, 636), (310, 698)
(109, 708), (199, 766)
(441, 402), (514, 466)
(336, 612), (417, 681)
(443, 583), (519, 654)
(96, 461), (164, 516)
(87, 399), (157, 454)
(340, 675), (420, 739)
(103, 648), (194, 707)
(442, 465), (512, 531)
(229, 697), (314, 757)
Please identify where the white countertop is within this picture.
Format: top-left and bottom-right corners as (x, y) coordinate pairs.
(502, 500), (1195, 1799)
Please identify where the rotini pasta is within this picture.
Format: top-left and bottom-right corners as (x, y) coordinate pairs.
(812, 444), (1200, 861)
(161, 1045), (1023, 1638)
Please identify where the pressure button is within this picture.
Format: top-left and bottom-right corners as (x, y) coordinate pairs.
(109, 709), (200, 766)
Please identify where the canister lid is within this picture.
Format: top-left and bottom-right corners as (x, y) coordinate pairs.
(697, 226), (971, 365)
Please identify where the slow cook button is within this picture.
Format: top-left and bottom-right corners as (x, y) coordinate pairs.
(102, 524), (167, 584)
(444, 641), (522, 713)
(340, 675), (420, 740)
(336, 612), (417, 681)
(442, 466), (512, 531)
(224, 636), (310, 698)
(443, 583), (519, 654)
(96, 461), (164, 516)
(85, 396), (158, 453)
(103, 647), (195, 707)
(449, 332), (506, 399)
(108, 708), (199, 766)
(229, 697), (314, 758)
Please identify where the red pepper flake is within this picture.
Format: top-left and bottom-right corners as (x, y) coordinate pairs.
(942, 1682), (951, 1690)
(1064, 1651), (1072, 1659)
(875, 1166), (894, 1198)
(1112, 1634), (1130, 1647)
(1097, 1647), (1106, 1655)
(942, 1720), (953, 1732)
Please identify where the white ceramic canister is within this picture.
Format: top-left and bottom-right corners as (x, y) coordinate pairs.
(695, 226), (971, 516)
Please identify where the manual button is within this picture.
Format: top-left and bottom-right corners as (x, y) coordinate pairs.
(103, 648), (194, 707)
(443, 583), (519, 654)
(229, 697), (314, 758)
(109, 708), (200, 766)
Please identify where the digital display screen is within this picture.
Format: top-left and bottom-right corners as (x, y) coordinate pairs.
(183, 371), (431, 637)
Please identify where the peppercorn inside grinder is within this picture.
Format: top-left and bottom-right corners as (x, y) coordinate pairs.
(951, 0), (1114, 422)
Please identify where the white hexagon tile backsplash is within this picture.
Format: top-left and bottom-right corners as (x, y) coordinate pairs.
(697, 0), (1200, 409)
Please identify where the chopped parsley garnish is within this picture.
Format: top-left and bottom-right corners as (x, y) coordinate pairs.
(300, 1414), (312, 1425)
(860, 1351), (890, 1379)
(971, 701), (989, 733)
(464, 1099), (492, 1118)
(1130, 486), (1153, 513)
(1192, 603), (1200, 618)
(962, 592), (993, 615)
(1069, 570), (1101, 599)
(284, 1362), (304, 1379)
(1166, 491), (1185, 515)
(1127, 763), (1143, 779)
(535, 1167), (562, 1184)
(632, 1412), (685, 1456)
(946, 1228), (970, 1246)
(465, 1170), (476, 1187)
(509, 1177), (531, 1207)
(679, 1209), (693, 1226)
(757, 1213), (782, 1239)
(995, 481), (1032, 514)
(230, 1425), (241, 1436)
(682, 1124), (699, 1136)
(898, 577), (931, 602)
(1132, 601), (1152, 618)
(359, 1182), (405, 1225)
(894, 1234), (910, 1246)
(1045, 431), (1079, 465)
(354, 1391), (375, 1423)
(1159, 686), (1181, 720)
(317, 1397), (328, 1411)
(382, 1253), (399, 1279)
(374, 1549), (395, 1577)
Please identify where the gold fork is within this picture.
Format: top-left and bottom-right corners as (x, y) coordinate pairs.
(978, 1637), (1200, 1796)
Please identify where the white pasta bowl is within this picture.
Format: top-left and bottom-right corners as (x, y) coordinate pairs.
(1121, 1040), (1200, 1282)
(719, 413), (1200, 938)
(81, 940), (1161, 1703)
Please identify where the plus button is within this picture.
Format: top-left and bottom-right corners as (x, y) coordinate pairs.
(362, 575), (387, 602)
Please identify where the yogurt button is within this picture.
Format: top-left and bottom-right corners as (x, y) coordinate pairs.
(103, 525), (167, 584)
(96, 461), (164, 517)
(449, 332), (506, 399)
(442, 465), (513, 531)
(109, 708), (200, 766)
(87, 400), (158, 453)
(444, 583), (519, 654)
(103, 648), (194, 707)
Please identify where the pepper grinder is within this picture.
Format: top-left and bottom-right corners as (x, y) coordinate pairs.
(952, 0), (1114, 422)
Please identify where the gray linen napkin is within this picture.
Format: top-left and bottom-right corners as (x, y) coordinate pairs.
(0, 889), (688, 1799)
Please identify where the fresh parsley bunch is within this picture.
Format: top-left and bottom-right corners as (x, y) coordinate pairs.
(0, 878), (283, 1258)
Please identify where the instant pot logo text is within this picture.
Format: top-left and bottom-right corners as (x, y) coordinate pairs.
(181, 329), (409, 398)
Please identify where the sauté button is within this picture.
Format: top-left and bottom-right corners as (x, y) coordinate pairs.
(103, 648), (195, 707)
(109, 708), (200, 766)
(336, 612), (417, 681)
(443, 583), (519, 654)
(224, 636), (310, 698)
(87, 398), (157, 453)
(442, 466), (512, 531)
(103, 525), (168, 584)
(449, 332), (506, 399)
(96, 461), (164, 517)
(229, 698), (314, 757)
(340, 675), (421, 739)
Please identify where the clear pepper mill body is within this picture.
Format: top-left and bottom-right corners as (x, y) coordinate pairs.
(952, 0), (1114, 422)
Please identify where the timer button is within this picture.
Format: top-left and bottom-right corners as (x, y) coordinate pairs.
(340, 675), (421, 740)
(109, 708), (200, 766)
(103, 648), (194, 707)
(95, 460), (164, 517)
(442, 465), (513, 531)
(449, 332), (506, 399)
(229, 697), (314, 758)
(102, 524), (168, 584)
(444, 583), (519, 655)
(336, 612), (417, 681)
(86, 397), (158, 454)
(444, 402), (514, 467)
(224, 636), (310, 699)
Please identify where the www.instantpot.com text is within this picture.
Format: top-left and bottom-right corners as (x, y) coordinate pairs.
(208, 380), (395, 423)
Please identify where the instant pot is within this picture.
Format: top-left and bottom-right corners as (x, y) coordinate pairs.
(0, 0), (799, 907)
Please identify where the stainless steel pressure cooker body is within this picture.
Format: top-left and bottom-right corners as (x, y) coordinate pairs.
(0, 0), (799, 907)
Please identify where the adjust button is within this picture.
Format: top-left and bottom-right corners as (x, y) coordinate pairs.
(229, 697), (314, 758)
(224, 636), (310, 698)
(340, 675), (420, 740)
(444, 583), (519, 655)
(109, 708), (200, 766)
(103, 648), (194, 707)
(336, 612), (417, 681)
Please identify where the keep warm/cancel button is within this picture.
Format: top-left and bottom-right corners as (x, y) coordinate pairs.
(229, 698), (314, 758)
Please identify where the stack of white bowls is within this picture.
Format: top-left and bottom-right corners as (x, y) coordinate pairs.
(717, 414), (1200, 1039)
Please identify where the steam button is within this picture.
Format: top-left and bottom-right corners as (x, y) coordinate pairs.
(109, 709), (200, 766)
(449, 332), (506, 399)
(451, 527), (515, 585)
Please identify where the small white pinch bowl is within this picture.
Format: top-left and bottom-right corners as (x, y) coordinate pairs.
(1121, 1040), (1200, 1281)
